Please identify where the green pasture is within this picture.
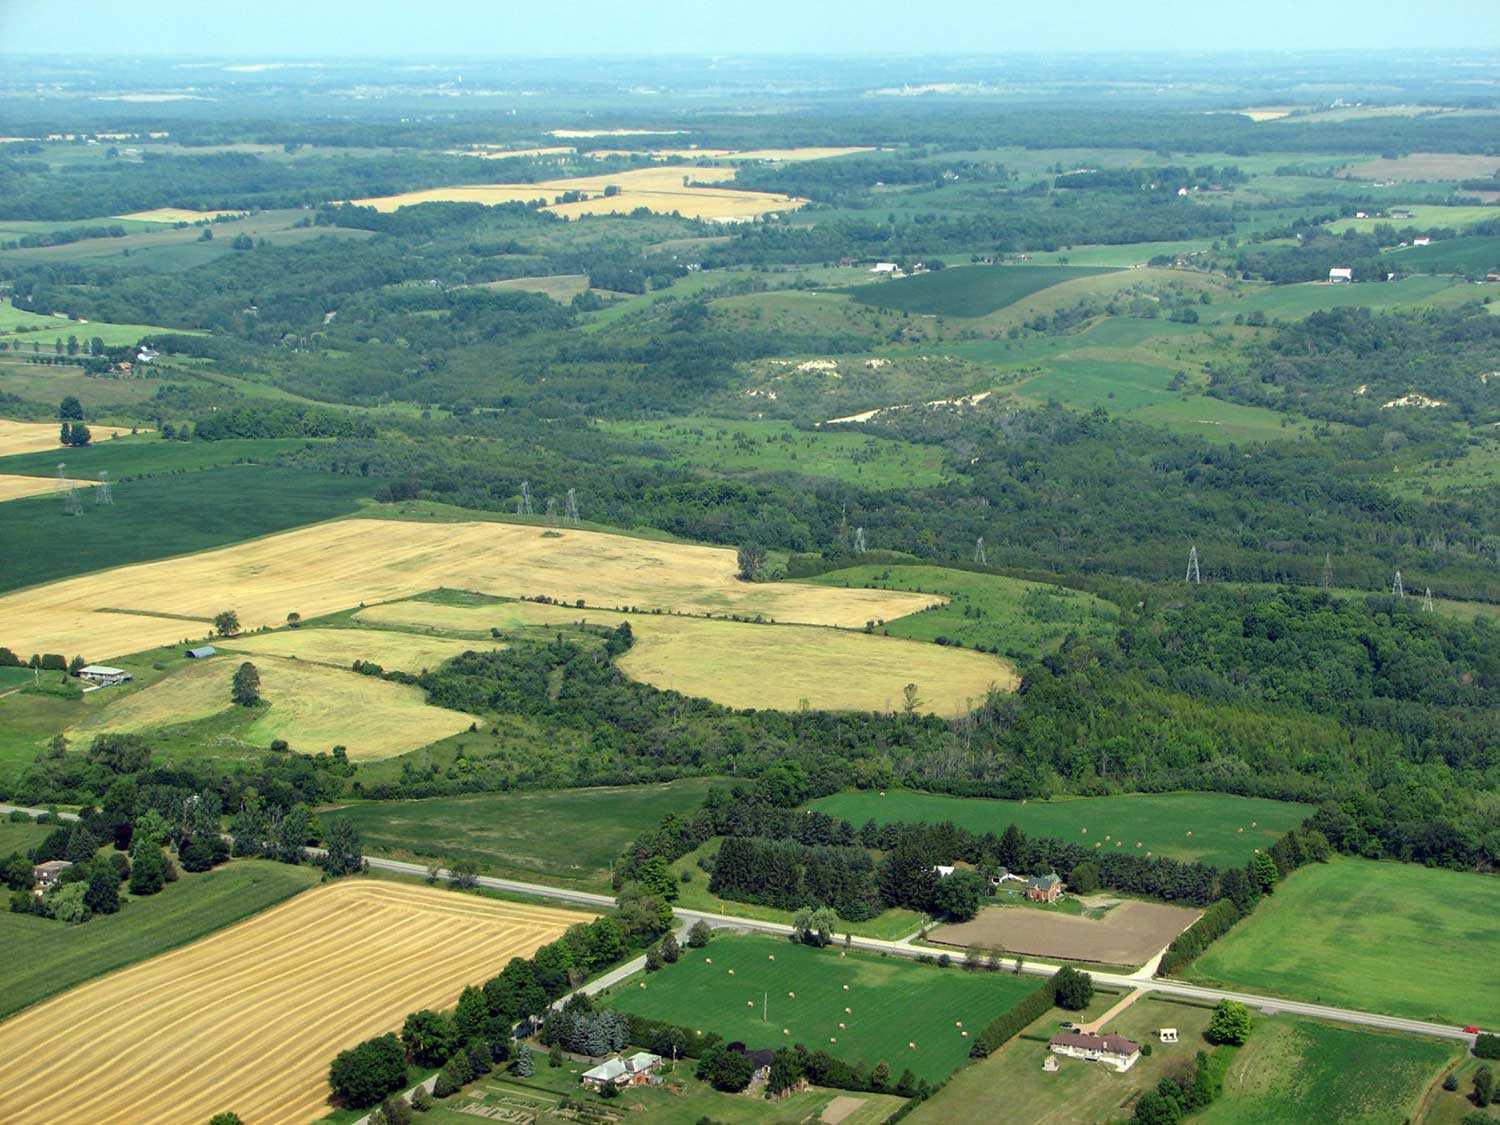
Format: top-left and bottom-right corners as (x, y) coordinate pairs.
(0, 466), (378, 594)
(0, 358), (178, 410)
(0, 858), (319, 1019)
(1184, 857), (1500, 1027)
(1198, 276), (1465, 324)
(1387, 235), (1500, 274)
(1327, 205), (1500, 234)
(0, 435), (321, 479)
(811, 565), (1117, 657)
(0, 817), (52, 856)
(606, 932), (1039, 1084)
(0, 299), (190, 348)
(845, 265), (1115, 318)
(1387, 435), (1500, 500)
(325, 778), (718, 891)
(1022, 239), (1219, 268)
(804, 790), (1312, 869)
(600, 416), (953, 489)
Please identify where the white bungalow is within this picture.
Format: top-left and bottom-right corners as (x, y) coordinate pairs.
(1048, 1031), (1141, 1072)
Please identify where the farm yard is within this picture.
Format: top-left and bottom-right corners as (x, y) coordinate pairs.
(0, 515), (942, 662)
(1182, 858), (1500, 1028)
(927, 898), (1201, 967)
(357, 595), (1015, 713)
(605, 932), (1039, 1084)
(69, 653), (479, 760)
(804, 790), (1311, 869)
(0, 879), (591, 1124)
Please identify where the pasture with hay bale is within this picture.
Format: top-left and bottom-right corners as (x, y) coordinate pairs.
(605, 932), (1038, 1084)
(804, 790), (1312, 869)
(0, 879), (591, 1124)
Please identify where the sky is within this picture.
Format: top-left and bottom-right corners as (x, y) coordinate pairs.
(4, 0), (1499, 56)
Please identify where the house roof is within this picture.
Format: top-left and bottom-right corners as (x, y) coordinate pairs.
(79, 665), (126, 676)
(186, 646), (217, 658)
(1028, 873), (1062, 889)
(581, 1052), (661, 1082)
(1050, 1031), (1139, 1055)
(742, 1048), (776, 1068)
(33, 860), (73, 874)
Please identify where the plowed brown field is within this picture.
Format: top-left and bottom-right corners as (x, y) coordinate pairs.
(0, 879), (590, 1124)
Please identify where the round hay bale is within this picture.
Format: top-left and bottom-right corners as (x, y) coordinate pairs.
(1081, 827), (1087, 834)
(728, 968), (735, 975)
(768, 954), (775, 961)
(747, 1000), (755, 1007)
(639, 981), (646, 989)
(1252, 821), (1258, 827)
(962, 1031), (969, 1037)
(1186, 830), (1193, 836)
(845, 1007), (852, 1014)
(908, 1041), (916, 1049)
(1237, 827), (1244, 833)
(788, 991), (795, 998)
(956, 1021), (963, 1027)
(839, 1022), (846, 1029)
(705, 958), (712, 964)
(783, 1028), (790, 1035)
(831, 1037), (838, 1043)
(842, 984), (849, 991)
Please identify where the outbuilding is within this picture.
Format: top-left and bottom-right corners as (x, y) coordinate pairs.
(185, 646), (217, 659)
(77, 664), (132, 687)
(1328, 267), (1354, 284)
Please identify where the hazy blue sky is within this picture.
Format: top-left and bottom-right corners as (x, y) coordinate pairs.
(5, 0), (1498, 55)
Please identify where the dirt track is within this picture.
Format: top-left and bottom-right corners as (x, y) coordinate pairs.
(928, 900), (1199, 966)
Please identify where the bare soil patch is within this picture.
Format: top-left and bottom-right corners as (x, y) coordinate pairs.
(928, 900), (1199, 966)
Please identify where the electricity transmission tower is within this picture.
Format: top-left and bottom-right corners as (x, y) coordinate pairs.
(1321, 551), (1332, 590)
(565, 488), (580, 526)
(96, 470), (113, 506)
(1423, 588), (1434, 612)
(1392, 570), (1404, 599)
(544, 496), (558, 524)
(1186, 545), (1201, 584)
(853, 527), (867, 554)
(57, 463), (81, 516)
(517, 480), (533, 516)
(973, 537), (987, 566)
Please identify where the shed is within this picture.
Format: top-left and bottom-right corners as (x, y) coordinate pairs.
(78, 664), (132, 687)
(1328, 267), (1354, 283)
(186, 646), (217, 659)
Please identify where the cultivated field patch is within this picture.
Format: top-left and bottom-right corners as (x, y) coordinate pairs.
(219, 626), (479, 672)
(0, 517), (940, 661)
(1341, 153), (1500, 182)
(927, 899), (1200, 966)
(607, 932), (1038, 1084)
(0, 417), (136, 456)
(113, 207), (246, 222)
(356, 597), (1015, 713)
(0, 879), (591, 1124)
(71, 653), (477, 759)
(846, 265), (1115, 318)
(0, 473), (92, 503)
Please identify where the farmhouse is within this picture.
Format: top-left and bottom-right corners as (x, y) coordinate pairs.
(1048, 1031), (1141, 1072)
(870, 262), (898, 274)
(77, 664), (132, 688)
(32, 860), (73, 889)
(185, 646), (217, 659)
(1412, 237), (1431, 247)
(1328, 267), (1353, 283)
(1026, 873), (1064, 903)
(581, 1052), (662, 1090)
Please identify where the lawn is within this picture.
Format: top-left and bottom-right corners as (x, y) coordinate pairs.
(604, 932), (1040, 1084)
(1201, 1017), (1460, 1125)
(325, 778), (718, 891)
(1183, 857), (1500, 1027)
(0, 858), (320, 1020)
(846, 265), (1115, 318)
(811, 565), (1118, 658)
(804, 790), (1311, 869)
(0, 465), (378, 595)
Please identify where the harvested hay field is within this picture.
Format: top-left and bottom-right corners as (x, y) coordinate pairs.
(1341, 152), (1500, 182)
(356, 599), (1015, 713)
(112, 207), (244, 223)
(219, 626), (479, 672)
(71, 654), (477, 759)
(0, 418), (135, 457)
(478, 273), (591, 301)
(928, 900), (1200, 966)
(724, 147), (874, 161)
(0, 473), (92, 503)
(0, 880), (590, 1124)
(0, 517), (939, 661)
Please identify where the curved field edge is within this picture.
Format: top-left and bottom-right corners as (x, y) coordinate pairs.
(0, 858), (321, 1021)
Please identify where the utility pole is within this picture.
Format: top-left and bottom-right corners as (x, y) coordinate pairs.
(1186, 545), (1201, 584)
(1423, 587), (1434, 612)
(1392, 570), (1404, 599)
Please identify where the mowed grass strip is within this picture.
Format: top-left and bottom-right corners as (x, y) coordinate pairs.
(846, 265), (1114, 317)
(220, 626), (480, 673)
(0, 858), (320, 1020)
(0, 516), (939, 661)
(327, 777), (718, 891)
(1198, 1017), (1459, 1125)
(72, 654), (477, 760)
(607, 933), (1038, 1083)
(804, 790), (1311, 869)
(356, 598), (1015, 713)
(0, 879), (592, 1124)
(1183, 857), (1500, 1028)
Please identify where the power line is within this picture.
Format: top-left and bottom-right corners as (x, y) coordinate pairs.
(1392, 570), (1404, 599)
(1186, 545), (1200, 584)
(1321, 551), (1332, 590)
(96, 469), (113, 506)
(517, 480), (533, 517)
(973, 537), (987, 566)
(57, 463), (81, 517)
(1423, 587), (1434, 612)
(565, 488), (580, 526)
(853, 527), (867, 554)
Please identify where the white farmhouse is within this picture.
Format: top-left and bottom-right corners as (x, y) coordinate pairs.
(1048, 1031), (1141, 1072)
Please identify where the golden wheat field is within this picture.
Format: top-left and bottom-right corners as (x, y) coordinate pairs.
(0, 473), (93, 503)
(219, 626), (481, 671)
(356, 599), (1016, 713)
(0, 517), (941, 660)
(0, 880), (591, 1124)
(71, 654), (477, 759)
(0, 418), (136, 457)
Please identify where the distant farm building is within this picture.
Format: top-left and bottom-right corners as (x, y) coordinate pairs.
(870, 262), (898, 273)
(77, 664), (132, 688)
(1026, 873), (1064, 903)
(581, 1052), (661, 1090)
(33, 860), (73, 889)
(1328, 267), (1353, 283)
(185, 646), (217, 659)
(1049, 1031), (1141, 1072)
(933, 864), (956, 879)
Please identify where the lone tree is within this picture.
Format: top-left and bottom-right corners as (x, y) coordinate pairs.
(901, 683), (923, 717)
(286, 611), (302, 629)
(1206, 999), (1252, 1045)
(320, 818), (366, 877)
(736, 543), (767, 582)
(933, 869), (987, 922)
(214, 610), (241, 637)
(231, 662), (261, 707)
(793, 904), (838, 946)
(1052, 966), (1095, 1011)
(58, 395), (84, 421)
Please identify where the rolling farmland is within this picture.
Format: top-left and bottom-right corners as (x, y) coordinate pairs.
(220, 626), (480, 672)
(0, 880), (591, 1124)
(0, 417), (136, 456)
(845, 265), (1114, 317)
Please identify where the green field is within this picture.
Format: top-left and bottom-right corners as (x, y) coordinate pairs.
(0, 466), (378, 594)
(601, 416), (953, 489)
(0, 858), (319, 1019)
(1327, 205), (1500, 235)
(1201, 1017), (1459, 1125)
(326, 778), (718, 891)
(0, 299), (195, 348)
(846, 265), (1115, 317)
(605, 932), (1039, 1083)
(1387, 234), (1500, 274)
(0, 817), (52, 856)
(1186, 857), (1500, 1027)
(813, 565), (1117, 657)
(0, 435), (323, 479)
(1198, 276), (1464, 324)
(804, 790), (1311, 868)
